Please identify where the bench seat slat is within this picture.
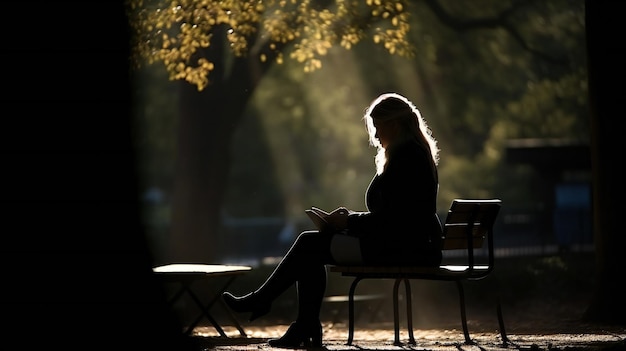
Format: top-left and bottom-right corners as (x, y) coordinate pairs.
(330, 265), (489, 273)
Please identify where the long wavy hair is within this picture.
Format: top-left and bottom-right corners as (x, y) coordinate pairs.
(364, 93), (440, 175)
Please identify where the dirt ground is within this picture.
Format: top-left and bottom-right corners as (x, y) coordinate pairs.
(191, 321), (626, 351)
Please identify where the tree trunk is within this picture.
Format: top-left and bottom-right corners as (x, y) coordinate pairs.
(166, 26), (265, 262)
(583, 0), (626, 324)
(168, 82), (233, 263)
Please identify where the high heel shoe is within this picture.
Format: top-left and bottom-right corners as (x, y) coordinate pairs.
(222, 291), (271, 322)
(268, 321), (323, 348)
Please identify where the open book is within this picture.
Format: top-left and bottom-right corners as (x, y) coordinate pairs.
(305, 207), (331, 230)
(305, 206), (352, 231)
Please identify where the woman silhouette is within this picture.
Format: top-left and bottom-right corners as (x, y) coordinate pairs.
(222, 92), (443, 348)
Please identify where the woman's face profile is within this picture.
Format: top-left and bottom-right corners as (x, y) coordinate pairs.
(373, 119), (396, 148)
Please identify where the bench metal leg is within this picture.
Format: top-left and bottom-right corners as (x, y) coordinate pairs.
(392, 279), (415, 345)
(346, 277), (363, 345)
(403, 279), (416, 345)
(345, 276), (416, 346)
(497, 297), (512, 346)
(455, 280), (472, 344)
(392, 279), (401, 345)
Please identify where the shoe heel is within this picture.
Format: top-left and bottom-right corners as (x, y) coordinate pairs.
(268, 322), (323, 348)
(308, 323), (323, 347)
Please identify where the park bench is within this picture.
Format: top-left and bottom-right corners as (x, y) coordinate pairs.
(330, 198), (508, 346)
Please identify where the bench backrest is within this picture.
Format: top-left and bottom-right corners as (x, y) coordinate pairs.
(442, 199), (501, 250)
(441, 199), (501, 269)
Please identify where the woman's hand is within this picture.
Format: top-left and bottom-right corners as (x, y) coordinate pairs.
(326, 207), (350, 230)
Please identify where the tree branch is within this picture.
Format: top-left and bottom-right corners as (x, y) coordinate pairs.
(423, 0), (568, 65)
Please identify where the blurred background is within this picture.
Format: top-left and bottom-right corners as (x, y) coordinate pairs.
(129, 0), (590, 268)
(6, 1), (623, 349)
(125, 0), (602, 331)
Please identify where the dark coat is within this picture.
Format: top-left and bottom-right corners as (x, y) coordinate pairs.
(346, 140), (443, 266)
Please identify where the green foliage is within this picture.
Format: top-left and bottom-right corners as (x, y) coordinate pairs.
(500, 70), (589, 140)
(127, 0), (415, 90)
(401, 0), (588, 209)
